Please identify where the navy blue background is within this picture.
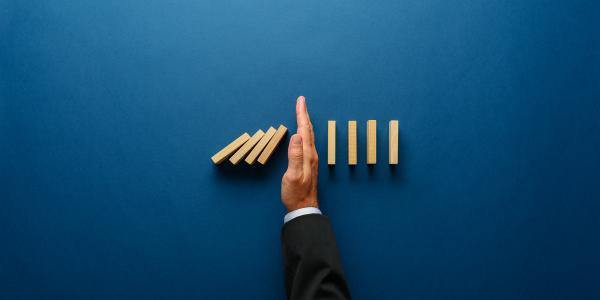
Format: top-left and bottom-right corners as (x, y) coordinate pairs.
(2, 1), (600, 299)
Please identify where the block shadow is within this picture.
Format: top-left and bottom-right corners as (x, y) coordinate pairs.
(389, 130), (407, 183)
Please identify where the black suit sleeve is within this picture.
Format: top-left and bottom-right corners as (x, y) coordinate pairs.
(281, 214), (351, 300)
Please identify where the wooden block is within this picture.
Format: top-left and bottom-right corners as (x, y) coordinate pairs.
(257, 124), (288, 165)
(348, 121), (357, 165)
(367, 120), (376, 164)
(328, 120), (336, 165)
(245, 127), (277, 165)
(389, 120), (399, 165)
(229, 129), (265, 165)
(211, 132), (251, 164)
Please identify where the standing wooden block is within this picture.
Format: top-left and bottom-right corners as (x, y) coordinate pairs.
(229, 129), (265, 165)
(348, 121), (357, 165)
(245, 127), (277, 165)
(257, 124), (288, 165)
(211, 132), (251, 164)
(389, 120), (399, 165)
(328, 121), (336, 165)
(367, 120), (377, 164)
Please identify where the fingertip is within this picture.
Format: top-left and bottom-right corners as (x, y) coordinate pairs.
(296, 96), (308, 127)
(291, 134), (302, 145)
(296, 96), (305, 113)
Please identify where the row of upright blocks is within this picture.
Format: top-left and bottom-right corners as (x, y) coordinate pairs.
(328, 120), (398, 165)
(211, 125), (288, 165)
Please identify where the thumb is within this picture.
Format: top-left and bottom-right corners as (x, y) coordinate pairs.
(287, 134), (303, 174)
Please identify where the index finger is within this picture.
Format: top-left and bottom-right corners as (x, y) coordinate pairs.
(296, 96), (315, 146)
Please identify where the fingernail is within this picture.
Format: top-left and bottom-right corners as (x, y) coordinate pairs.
(298, 96), (305, 103)
(292, 134), (302, 144)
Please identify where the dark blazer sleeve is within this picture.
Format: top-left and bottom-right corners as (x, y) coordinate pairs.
(281, 213), (351, 300)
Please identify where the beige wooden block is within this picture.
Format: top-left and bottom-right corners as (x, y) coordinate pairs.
(367, 120), (377, 164)
(257, 124), (288, 165)
(348, 121), (357, 165)
(389, 120), (399, 165)
(245, 127), (277, 165)
(328, 120), (336, 165)
(229, 129), (265, 165)
(210, 133), (251, 164)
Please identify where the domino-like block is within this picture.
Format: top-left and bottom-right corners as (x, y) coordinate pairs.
(348, 121), (357, 165)
(211, 132), (251, 164)
(328, 120), (336, 165)
(257, 124), (288, 165)
(229, 129), (265, 165)
(245, 127), (277, 165)
(389, 120), (399, 165)
(367, 120), (376, 164)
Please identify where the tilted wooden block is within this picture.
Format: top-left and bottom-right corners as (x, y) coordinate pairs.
(389, 120), (399, 165)
(328, 120), (336, 165)
(257, 124), (288, 165)
(348, 120), (357, 165)
(367, 120), (377, 164)
(229, 129), (265, 165)
(211, 132), (251, 164)
(245, 127), (277, 165)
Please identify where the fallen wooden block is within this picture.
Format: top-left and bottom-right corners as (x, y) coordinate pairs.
(348, 121), (357, 165)
(367, 120), (376, 164)
(257, 124), (288, 165)
(328, 120), (336, 165)
(389, 120), (398, 165)
(245, 127), (277, 165)
(229, 129), (265, 165)
(211, 132), (251, 164)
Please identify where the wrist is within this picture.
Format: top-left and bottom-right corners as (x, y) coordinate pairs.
(286, 201), (319, 213)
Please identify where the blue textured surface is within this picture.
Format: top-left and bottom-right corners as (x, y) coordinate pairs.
(2, 1), (600, 299)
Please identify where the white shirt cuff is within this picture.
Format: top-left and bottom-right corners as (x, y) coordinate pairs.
(284, 207), (322, 224)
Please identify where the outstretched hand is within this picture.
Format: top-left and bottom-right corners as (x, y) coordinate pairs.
(281, 96), (319, 212)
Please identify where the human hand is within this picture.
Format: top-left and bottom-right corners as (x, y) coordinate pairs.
(281, 96), (319, 212)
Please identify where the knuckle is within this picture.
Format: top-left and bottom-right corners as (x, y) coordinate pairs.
(290, 150), (302, 160)
(284, 171), (301, 182)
